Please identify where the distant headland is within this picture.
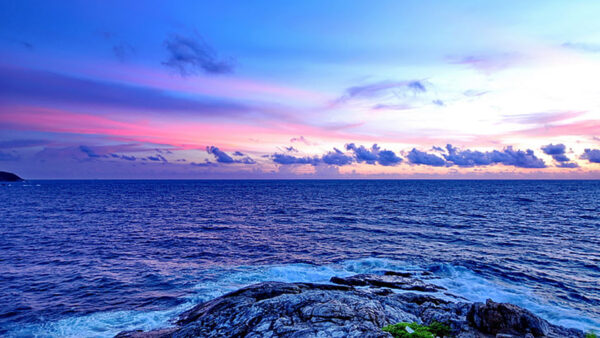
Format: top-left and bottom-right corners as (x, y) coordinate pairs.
(0, 171), (24, 182)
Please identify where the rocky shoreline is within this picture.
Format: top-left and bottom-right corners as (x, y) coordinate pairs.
(116, 271), (585, 338)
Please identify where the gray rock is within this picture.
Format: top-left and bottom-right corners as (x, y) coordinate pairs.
(382, 271), (413, 277)
(467, 299), (583, 338)
(116, 274), (584, 338)
(330, 273), (444, 292)
(468, 299), (549, 336)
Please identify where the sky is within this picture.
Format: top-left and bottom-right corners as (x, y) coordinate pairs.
(1, 0), (600, 179)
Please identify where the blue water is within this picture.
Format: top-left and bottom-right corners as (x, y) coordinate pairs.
(0, 180), (599, 337)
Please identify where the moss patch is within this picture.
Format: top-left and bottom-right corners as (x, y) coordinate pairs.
(382, 321), (451, 338)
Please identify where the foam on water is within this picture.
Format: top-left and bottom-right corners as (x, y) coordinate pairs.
(9, 258), (598, 337)
(429, 264), (600, 331)
(6, 306), (185, 338)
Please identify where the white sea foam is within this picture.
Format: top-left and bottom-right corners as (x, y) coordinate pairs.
(8, 258), (598, 337)
(6, 306), (185, 338)
(429, 264), (600, 331)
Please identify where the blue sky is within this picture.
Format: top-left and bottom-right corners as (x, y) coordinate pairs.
(1, 1), (600, 178)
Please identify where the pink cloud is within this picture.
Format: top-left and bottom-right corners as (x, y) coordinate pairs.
(514, 119), (600, 138)
(0, 106), (379, 152)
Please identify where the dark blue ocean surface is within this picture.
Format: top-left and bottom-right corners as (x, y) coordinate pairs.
(1, 180), (599, 336)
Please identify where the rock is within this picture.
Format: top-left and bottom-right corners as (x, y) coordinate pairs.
(467, 299), (584, 337)
(393, 292), (451, 306)
(114, 328), (178, 338)
(168, 281), (415, 337)
(116, 273), (584, 338)
(330, 274), (444, 292)
(467, 299), (547, 336)
(383, 271), (413, 277)
(0, 171), (23, 182)
(117, 281), (417, 337)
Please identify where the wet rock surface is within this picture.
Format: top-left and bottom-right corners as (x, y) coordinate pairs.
(330, 273), (444, 292)
(467, 299), (582, 338)
(116, 272), (584, 338)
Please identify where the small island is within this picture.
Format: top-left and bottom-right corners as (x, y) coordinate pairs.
(0, 171), (24, 182)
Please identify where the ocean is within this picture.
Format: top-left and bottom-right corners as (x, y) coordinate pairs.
(0, 180), (599, 337)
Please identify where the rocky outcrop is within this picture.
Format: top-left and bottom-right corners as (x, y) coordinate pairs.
(116, 272), (584, 338)
(0, 171), (23, 182)
(467, 299), (582, 338)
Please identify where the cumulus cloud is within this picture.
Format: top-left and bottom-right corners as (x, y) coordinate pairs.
(79, 145), (106, 158)
(271, 153), (320, 166)
(147, 154), (168, 162)
(345, 143), (402, 166)
(37, 145), (152, 163)
(556, 162), (579, 168)
(487, 147), (546, 168)
(321, 148), (353, 166)
(110, 153), (136, 161)
(290, 136), (315, 145)
(121, 155), (136, 161)
(162, 33), (233, 76)
(345, 143), (378, 164)
(271, 147), (359, 167)
(540, 143), (579, 167)
(541, 143), (566, 156)
(441, 144), (546, 168)
(190, 160), (216, 167)
(207, 146), (255, 164)
(377, 149), (403, 166)
(407, 148), (447, 167)
(237, 157), (256, 164)
(444, 144), (491, 167)
(581, 149), (600, 163)
(551, 154), (570, 162)
(206, 146), (234, 163)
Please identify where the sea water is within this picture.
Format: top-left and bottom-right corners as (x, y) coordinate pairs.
(1, 180), (598, 337)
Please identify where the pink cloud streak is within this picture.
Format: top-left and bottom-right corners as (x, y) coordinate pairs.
(0, 106), (380, 152)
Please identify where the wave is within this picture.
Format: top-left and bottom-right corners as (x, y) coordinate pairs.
(428, 264), (599, 331)
(7, 258), (599, 337)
